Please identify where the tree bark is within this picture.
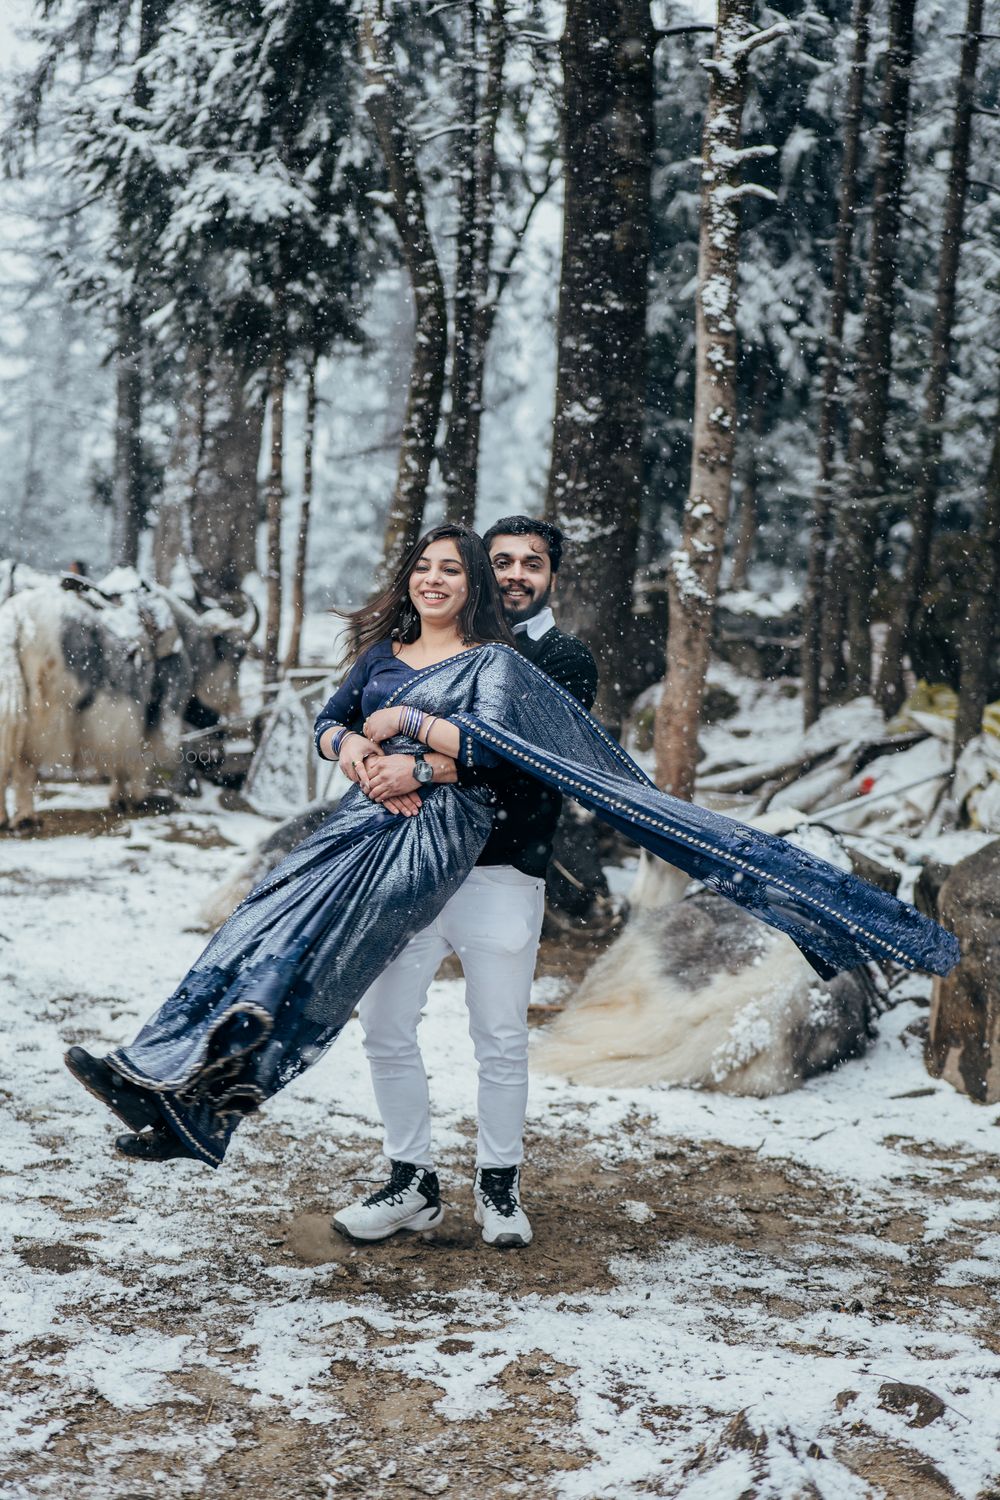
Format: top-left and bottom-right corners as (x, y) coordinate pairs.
(155, 345), (264, 599)
(954, 400), (1000, 760)
(263, 328), (286, 685)
(191, 356), (263, 596)
(283, 354), (318, 674)
(110, 0), (168, 568)
(545, 0), (655, 732)
(111, 297), (144, 568)
(153, 344), (206, 591)
(360, 3), (448, 575)
(728, 356), (769, 591)
(654, 4), (786, 798)
(441, 0), (507, 523)
(879, 0), (983, 716)
(835, 0), (916, 701)
(803, 0), (872, 725)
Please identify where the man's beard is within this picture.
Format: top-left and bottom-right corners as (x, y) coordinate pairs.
(500, 582), (552, 624)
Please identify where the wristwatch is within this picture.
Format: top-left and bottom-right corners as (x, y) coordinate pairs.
(412, 751), (434, 785)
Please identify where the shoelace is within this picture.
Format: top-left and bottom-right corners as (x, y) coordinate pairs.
(364, 1161), (416, 1207)
(479, 1167), (518, 1218)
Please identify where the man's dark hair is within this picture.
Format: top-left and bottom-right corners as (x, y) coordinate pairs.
(482, 515), (564, 573)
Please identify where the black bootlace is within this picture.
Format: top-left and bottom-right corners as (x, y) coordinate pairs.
(364, 1159), (417, 1207)
(479, 1166), (518, 1218)
(363, 1161), (439, 1208)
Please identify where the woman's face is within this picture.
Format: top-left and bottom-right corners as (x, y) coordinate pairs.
(409, 539), (469, 629)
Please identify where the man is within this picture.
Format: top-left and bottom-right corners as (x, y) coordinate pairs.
(474, 516), (597, 878)
(331, 518), (596, 1251)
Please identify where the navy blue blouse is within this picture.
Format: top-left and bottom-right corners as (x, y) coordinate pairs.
(313, 641), (499, 768)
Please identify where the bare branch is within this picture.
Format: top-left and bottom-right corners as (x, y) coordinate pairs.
(654, 24), (716, 39)
(484, 159), (558, 334)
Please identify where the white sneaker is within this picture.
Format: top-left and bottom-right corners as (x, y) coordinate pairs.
(474, 1166), (533, 1248)
(332, 1161), (443, 1243)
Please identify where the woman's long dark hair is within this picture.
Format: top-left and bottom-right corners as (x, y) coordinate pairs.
(336, 524), (515, 665)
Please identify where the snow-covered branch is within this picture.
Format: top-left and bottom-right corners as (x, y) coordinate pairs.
(714, 182), (779, 204)
(732, 21), (791, 60)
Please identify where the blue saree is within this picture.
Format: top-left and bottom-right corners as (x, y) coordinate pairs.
(110, 644), (958, 1166)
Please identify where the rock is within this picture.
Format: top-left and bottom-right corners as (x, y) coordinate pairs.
(701, 681), (740, 724)
(847, 847), (900, 896)
(877, 1381), (946, 1428)
(927, 838), (1000, 1102)
(914, 860), (952, 921)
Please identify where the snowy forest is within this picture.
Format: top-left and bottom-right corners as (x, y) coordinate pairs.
(4, 1), (1000, 1498)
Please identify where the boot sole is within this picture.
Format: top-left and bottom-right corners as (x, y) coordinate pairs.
(64, 1049), (162, 1133)
(331, 1203), (443, 1244)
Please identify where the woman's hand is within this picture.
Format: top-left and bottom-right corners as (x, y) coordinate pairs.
(338, 733), (383, 793)
(379, 791), (423, 817)
(362, 707), (404, 745)
(366, 755), (422, 803)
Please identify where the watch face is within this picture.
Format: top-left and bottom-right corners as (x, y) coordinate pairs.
(414, 757), (434, 784)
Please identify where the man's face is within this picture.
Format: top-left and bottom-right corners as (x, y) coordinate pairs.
(488, 533), (555, 623)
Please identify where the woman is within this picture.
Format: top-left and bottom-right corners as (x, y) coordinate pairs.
(65, 525), (959, 1212)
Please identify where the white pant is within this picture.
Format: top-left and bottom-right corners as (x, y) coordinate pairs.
(358, 866), (545, 1169)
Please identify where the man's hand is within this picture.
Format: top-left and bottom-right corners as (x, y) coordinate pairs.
(338, 733), (383, 793)
(362, 707), (403, 745)
(366, 754), (421, 802)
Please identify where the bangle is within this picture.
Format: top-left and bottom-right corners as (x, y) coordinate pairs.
(421, 715), (438, 744)
(331, 728), (360, 758)
(399, 705), (426, 741)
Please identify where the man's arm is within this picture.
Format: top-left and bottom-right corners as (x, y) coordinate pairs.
(536, 632), (599, 710)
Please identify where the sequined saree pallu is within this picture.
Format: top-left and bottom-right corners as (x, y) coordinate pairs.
(111, 644), (959, 1167)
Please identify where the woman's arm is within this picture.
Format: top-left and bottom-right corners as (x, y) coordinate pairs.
(314, 653), (385, 787)
(363, 706), (502, 769)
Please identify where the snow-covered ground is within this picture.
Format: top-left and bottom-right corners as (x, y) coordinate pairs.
(3, 787), (1000, 1499)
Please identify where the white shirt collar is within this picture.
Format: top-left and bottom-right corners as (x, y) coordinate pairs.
(511, 606), (555, 641)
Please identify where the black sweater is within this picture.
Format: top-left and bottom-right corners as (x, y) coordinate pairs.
(465, 626), (598, 876)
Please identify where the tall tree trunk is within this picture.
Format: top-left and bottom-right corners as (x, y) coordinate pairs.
(360, 3), (448, 575)
(155, 345), (264, 598)
(153, 343), (206, 591)
(835, 0), (916, 701)
(879, 0), (982, 716)
(954, 401), (1000, 761)
(442, 0), (507, 522)
(654, 4), (787, 798)
(283, 354), (318, 674)
(263, 330), (286, 685)
(545, 0), (655, 732)
(803, 0), (872, 725)
(110, 0), (167, 569)
(728, 356), (769, 592)
(190, 355), (264, 595)
(111, 298), (144, 568)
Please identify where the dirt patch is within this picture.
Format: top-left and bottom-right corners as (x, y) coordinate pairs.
(6, 1127), (1000, 1499)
